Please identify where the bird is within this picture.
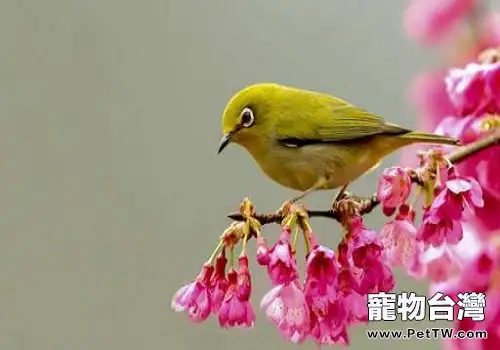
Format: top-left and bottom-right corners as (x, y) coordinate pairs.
(217, 83), (459, 203)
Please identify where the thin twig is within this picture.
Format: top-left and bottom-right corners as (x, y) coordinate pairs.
(227, 131), (500, 225)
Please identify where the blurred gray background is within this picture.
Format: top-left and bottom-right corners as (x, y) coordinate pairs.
(1, 0), (495, 349)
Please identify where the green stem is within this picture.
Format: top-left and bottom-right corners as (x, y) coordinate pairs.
(229, 246), (235, 268)
(207, 240), (224, 265)
(292, 228), (299, 253)
(302, 229), (311, 254)
(240, 226), (248, 256)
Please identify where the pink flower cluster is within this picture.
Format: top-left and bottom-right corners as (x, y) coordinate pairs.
(434, 235), (500, 350)
(376, 163), (484, 278)
(171, 251), (255, 328)
(172, 217), (395, 346)
(436, 60), (500, 233)
(404, 1), (500, 349)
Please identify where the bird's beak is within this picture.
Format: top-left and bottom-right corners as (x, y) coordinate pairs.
(218, 132), (233, 154)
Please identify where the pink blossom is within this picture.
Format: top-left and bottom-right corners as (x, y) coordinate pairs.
(260, 280), (310, 344)
(218, 256), (255, 328)
(336, 267), (368, 324)
(334, 217), (394, 331)
(422, 246), (461, 282)
(210, 253), (228, 314)
(342, 291), (369, 325)
(377, 166), (412, 216)
(435, 115), (500, 232)
(309, 300), (349, 346)
(418, 173), (484, 247)
(403, 0), (476, 45)
(305, 245), (338, 293)
(255, 235), (270, 266)
(435, 245), (500, 350)
(265, 225), (299, 285)
(304, 245), (347, 345)
(237, 255), (252, 301)
(348, 217), (395, 293)
(418, 207), (463, 247)
(379, 206), (425, 278)
(445, 61), (500, 117)
(171, 264), (214, 323)
(432, 172), (484, 220)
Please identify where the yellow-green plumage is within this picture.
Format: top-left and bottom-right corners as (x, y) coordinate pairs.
(218, 83), (458, 194)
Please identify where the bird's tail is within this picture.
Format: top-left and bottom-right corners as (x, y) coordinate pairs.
(397, 131), (460, 146)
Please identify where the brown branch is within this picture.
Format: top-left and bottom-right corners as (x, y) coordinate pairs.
(227, 131), (500, 225)
(448, 130), (500, 163)
(227, 193), (379, 224)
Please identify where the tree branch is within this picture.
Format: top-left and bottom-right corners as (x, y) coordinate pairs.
(227, 131), (500, 225)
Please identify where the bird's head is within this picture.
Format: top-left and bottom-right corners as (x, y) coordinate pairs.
(218, 83), (282, 154)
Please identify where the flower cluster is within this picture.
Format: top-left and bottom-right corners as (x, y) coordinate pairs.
(437, 59), (500, 233)
(431, 231), (500, 350)
(172, 199), (396, 346)
(172, 141), (489, 346)
(405, 1), (500, 349)
(376, 159), (484, 279)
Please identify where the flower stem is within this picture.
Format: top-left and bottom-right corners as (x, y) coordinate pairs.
(292, 227), (299, 253)
(302, 229), (311, 254)
(229, 246), (235, 268)
(240, 224), (249, 257)
(208, 240), (224, 265)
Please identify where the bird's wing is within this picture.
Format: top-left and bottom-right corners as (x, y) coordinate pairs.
(275, 100), (410, 146)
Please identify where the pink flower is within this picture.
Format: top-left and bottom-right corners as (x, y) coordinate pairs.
(377, 166), (412, 216)
(265, 225), (299, 285)
(418, 172), (484, 247)
(435, 245), (500, 350)
(309, 300), (349, 346)
(255, 235), (270, 265)
(336, 267), (369, 325)
(418, 207), (463, 247)
(305, 245), (338, 294)
(348, 218), (395, 293)
(171, 264), (214, 323)
(210, 253), (228, 314)
(435, 115), (500, 232)
(379, 205), (425, 278)
(421, 246), (461, 282)
(332, 217), (394, 335)
(403, 0), (476, 45)
(432, 171), (484, 220)
(445, 61), (500, 117)
(304, 245), (348, 345)
(260, 280), (310, 344)
(218, 255), (255, 328)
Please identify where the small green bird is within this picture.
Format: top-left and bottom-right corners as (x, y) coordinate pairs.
(217, 83), (458, 202)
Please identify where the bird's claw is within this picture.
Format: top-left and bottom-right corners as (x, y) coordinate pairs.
(277, 200), (293, 217)
(332, 196), (360, 222)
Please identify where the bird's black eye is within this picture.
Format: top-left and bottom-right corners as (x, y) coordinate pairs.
(240, 107), (255, 127)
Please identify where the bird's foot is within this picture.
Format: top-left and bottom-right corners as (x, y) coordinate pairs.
(330, 183), (361, 225)
(330, 183), (350, 208)
(277, 200), (293, 216)
(332, 196), (360, 220)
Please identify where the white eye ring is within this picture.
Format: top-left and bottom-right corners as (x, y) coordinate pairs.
(240, 107), (255, 127)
